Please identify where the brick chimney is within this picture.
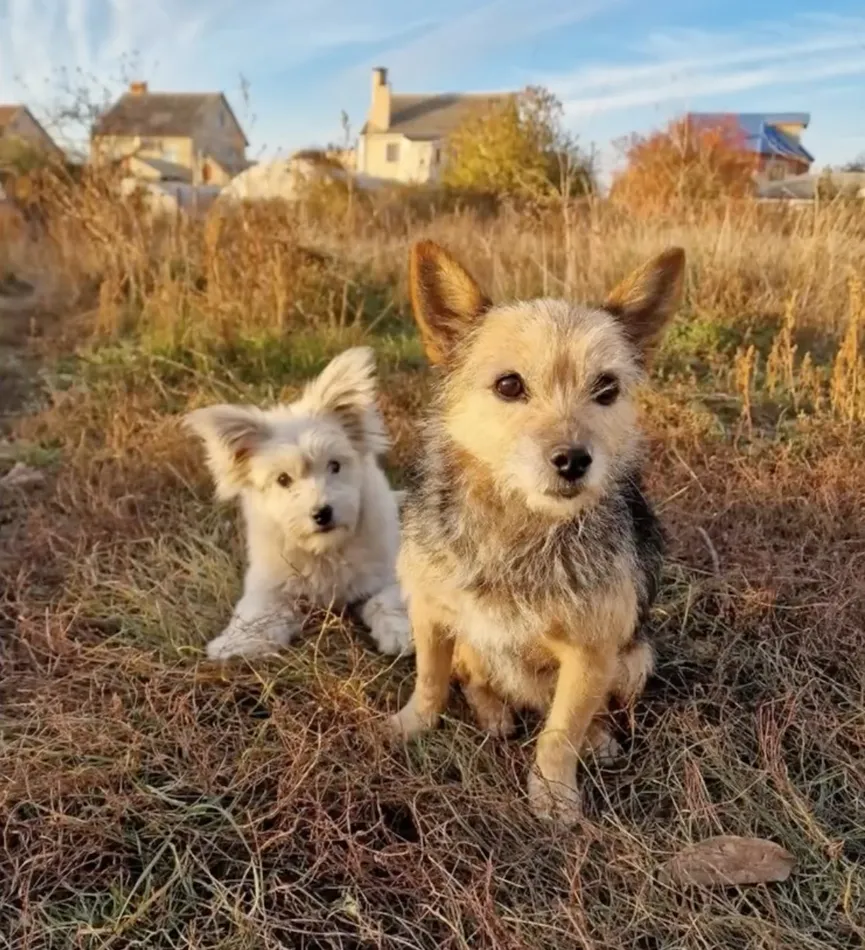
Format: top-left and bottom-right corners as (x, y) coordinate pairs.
(369, 67), (390, 131)
(129, 81), (148, 96)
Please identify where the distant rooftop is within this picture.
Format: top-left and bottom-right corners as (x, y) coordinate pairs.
(93, 86), (248, 145)
(391, 93), (511, 140)
(362, 92), (512, 140)
(686, 112), (814, 164)
(0, 105), (23, 131)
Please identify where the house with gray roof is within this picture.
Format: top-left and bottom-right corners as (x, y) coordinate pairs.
(357, 68), (512, 184)
(91, 82), (249, 186)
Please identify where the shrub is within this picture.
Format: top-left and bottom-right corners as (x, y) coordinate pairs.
(442, 86), (594, 202)
(611, 116), (756, 215)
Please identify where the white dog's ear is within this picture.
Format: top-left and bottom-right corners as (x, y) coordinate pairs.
(298, 346), (389, 455)
(183, 404), (269, 499)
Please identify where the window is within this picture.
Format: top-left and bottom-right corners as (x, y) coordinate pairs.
(385, 142), (399, 163)
(765, 159), (788, 182)
(433, 146), (441, 165)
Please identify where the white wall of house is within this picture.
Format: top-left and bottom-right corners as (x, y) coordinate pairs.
(360, 133), (442, 183)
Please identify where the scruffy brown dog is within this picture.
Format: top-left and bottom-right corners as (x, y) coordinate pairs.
(388, 240), (685, 824)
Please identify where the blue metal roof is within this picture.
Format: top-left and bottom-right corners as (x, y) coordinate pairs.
(686, 113), (813, 164)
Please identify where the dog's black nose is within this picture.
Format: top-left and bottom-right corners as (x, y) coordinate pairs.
(550, 446), (592, 482)
(312, 505), (333, 527)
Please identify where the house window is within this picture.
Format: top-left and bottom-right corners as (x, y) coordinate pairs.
(433, 146), (441, 165)
(765, 159), (789, 181)
(164, 145), (180, 164)
(386, 142), (399, 163)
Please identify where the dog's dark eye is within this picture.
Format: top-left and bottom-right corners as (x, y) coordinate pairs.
(494, 373), (526, 401)
(593, 374), (620, 406)
(327, 460), (341, 475)
(276, 472), (292, 488)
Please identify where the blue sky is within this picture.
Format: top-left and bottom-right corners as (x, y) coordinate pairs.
(2, 0), (864, 177)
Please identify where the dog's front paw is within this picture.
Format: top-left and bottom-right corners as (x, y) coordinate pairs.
(370, 610), (414, 657)
(385, 697), (437, 743)
(205, 617), (297, 661)
(361, 588), (414, 657)
(205, 629), (276, 661)
(527, 768), (582, 826)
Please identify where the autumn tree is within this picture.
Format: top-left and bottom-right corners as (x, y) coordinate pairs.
(442, 86), (594, 201)
(610, 117), (756, 214)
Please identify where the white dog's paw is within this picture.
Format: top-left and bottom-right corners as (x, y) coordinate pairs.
(205, 616), (298, 661)
(369, 608), (414, 656)
(360, 587), (414, 657)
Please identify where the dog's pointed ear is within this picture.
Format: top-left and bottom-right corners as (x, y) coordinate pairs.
(183, 404), (268, 499)
(299, 346), (389, 455)
(604, 247), (685, 359)
(409, 240), (491, 366)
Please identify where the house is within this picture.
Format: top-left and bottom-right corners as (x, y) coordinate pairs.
(357, 68), (511, 184)
(758, 170), (865, 203)
(91, 82), (249, 186)
(0, 105), (64, 161)
(685, 113), (814, 180)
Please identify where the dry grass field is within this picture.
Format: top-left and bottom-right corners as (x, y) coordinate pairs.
(1, 177), (864, 948)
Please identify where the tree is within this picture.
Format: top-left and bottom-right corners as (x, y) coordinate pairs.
(842, 154), (865, 173)
(442, 86), (594, 201)
(610, 117), (756, 213)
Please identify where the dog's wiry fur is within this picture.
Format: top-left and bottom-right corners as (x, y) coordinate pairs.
(389, 241), (684, 823)
(184, 347), (412, 660)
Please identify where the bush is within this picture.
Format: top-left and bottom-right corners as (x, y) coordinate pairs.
(442, 86), (594, 203)
(611, 117), (756, 215)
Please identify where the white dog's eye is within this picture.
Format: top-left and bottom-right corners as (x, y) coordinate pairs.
(277, 472), (292, 488)
(327, 460), (341, 475)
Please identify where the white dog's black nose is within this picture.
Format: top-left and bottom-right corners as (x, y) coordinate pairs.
(550, 446), (592, 482)
(312, 505), (334, 527)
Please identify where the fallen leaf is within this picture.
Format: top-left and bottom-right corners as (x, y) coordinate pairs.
(0, 461), (46, 489)
(659, 836), (795, 887)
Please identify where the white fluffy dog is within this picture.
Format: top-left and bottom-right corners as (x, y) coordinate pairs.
(184, 346), (412, 661)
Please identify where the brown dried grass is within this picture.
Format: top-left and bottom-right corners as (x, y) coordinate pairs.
(1, 172), (863, 948)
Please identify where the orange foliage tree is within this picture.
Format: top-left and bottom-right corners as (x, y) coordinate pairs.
(610, 117), (757, 214)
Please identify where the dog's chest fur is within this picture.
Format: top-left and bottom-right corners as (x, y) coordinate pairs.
(401, 427), (663, 690)
(278, 539), (390, 606)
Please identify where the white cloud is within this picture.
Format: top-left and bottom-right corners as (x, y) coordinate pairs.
(0, 0), (432, 150)
(542, 14), (865, 121)
(344, 0), (618, 91)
